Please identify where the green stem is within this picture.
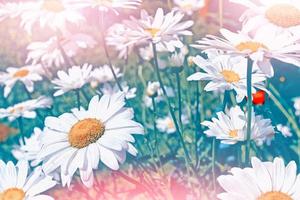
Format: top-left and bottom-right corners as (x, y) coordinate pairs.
(151, 42), (193, 171)
(100, 12), (123, 92)
(17, 117), (25, 143)
(245, 58), (253, 165)
(175, 72), (183, 127)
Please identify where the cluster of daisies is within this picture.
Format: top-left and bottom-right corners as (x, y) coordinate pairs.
(0, 0), (299, 199)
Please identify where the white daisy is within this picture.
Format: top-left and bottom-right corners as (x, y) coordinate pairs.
(187, 53), (267, 103)
(138, 44), (169, 61)
(277, 124), (293, 138)
(101, 82), (136, 100)
(202, 106), (275, 145)
(70, 0), (141, 14)
(293, 97), (300, 116)
(90, 65), (122, 87)
(26, 34), (96, 68)
(156, 115), (189, 134)
(218, 157), (300, 200)
(52, 63), (93, 97)
(144, 85), (175, 108)
(193, 28), (300, 77)
(123, 8), (194, 52)
(0, 160), (56, 200)
(12, 128), (43, 167)
(20, 0), (84, 33)
(38, 93), (144, 187)
(173, 0), (205, 16)
(168, 46), (189, 68)
(0, 96), (53, 122)
(230, 0), (300, 37)
(0, 66), (43, 98)
(0, 2), (32, 21)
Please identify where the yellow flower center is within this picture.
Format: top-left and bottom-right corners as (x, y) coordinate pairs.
(257, 191), (292, 200)
(42, 0), (65, 12)
(221, 70), (240, 83)
(1, 188), (25, 200)
(68, 118), (105, 149)
(228, 129), (238, 138)
(181, 3), (193, 9)
(9, 106), (23, 114)
(145, 28), (160, 37)
(13, 69), (29, 78)
(236, 41), (268, 53)
(265, 4), (300, 28)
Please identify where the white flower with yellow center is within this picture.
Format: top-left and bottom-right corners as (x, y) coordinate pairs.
(101, 82), (137, 99)
(173, 0), (205, 15)
(218, 157), (300, 200)
(187, 54), (267, 103)
(12, 128), (43, 167)
(70, 0), (141, 14)
(52, 63), (93, 97)
(0, 96), (52, 122)
(156, 115), (189, 134)
(0, 66), (42, 98)
(202, 106), (275, 145)
(0, 160), (56, 200)
(27, 34), (96, 68)
(38, 93), (144, 187)
(230, 0), (300, 37)
(193, 28), (300, 77)
(123, 8), (194, 52)
(20, 0), (84, 33)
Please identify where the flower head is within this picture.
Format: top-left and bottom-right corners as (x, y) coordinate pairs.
(202, 106), (275, 145)
(52, 63), (93, 96)
(0, 160), (56, 200)
(230, 0), (300, 37)
(38, 93), (144, 187)
(20, 0), (85, 33)
(0, 65), (43, 98)
(123, 8), (194, 52)
(0, 96), (52, 122)
(173, 0), (205, 15)
(193, 28), (300, 77)
(187, 53), (267, 103)
(218, 157), (300, 200)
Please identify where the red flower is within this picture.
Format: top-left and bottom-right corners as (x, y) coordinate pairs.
(252, 90), (266, 105)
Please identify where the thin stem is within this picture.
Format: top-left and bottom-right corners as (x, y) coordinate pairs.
(194, 69), (201, 167)
(75, 89), (81, 110)
(151, 42), (194, 173)
(99, 12), (123, 92)
(175, 72), (182, 127)
(151, 96), (163, 174)
(245, 58), (253, 165)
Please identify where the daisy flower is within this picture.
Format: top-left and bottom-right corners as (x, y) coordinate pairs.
(0, 66), (42, 98)
(193, 28), (300, 77)
(156, 115), (189, 134)
(70, 0), (141, 14)
(0, 96), (53, 122)
(52, 63), (93, 97)
(230, 0), (300, 37)
(90, 65), (122, 87)
(0, 160), (56, 200)
(168, 46), (189, 68)
(20, 0), (84, 33)
(12, 128), (43, 167)
(173, 0), (205, 16)
(277, 124), (293, 138)
(38, 93), (144, 187)
(123, 8), (194, 52)
(27, 34), (96, 68)
(202, 106), (275, 145)
(218, 157), (300, 200)
(0, 2), (32, 21)
(187, 53), (267, 103)
(146, 81), (160, 97)
(101, 82), (137, 100)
